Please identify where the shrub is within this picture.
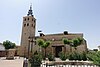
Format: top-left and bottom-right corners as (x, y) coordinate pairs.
(81, 52), (87, 61)
(59, 52), (67, 61)
(68, 52), (87, 61)
(87, 51), (100, 65)
(29, 53), (42, 67)
(47, 53), (55, 61)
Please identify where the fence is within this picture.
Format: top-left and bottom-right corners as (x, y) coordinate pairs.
(41, 61), (100, 67)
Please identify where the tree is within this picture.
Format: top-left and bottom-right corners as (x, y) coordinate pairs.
(72, 37), (83, 50)
(63, 38), (83, 53)
(36, 39), (51, 58)
(87, 51), (100, 65)
(37, 39), (44, 52)
(37, 39), (44, 47)
(62, 38), (72, 52)
(3, 40), (16, 49)
(42, 41), (51, 57)
(29, 53), (42, 67)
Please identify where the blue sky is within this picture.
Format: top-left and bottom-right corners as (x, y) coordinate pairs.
(0, 0), (100, 49)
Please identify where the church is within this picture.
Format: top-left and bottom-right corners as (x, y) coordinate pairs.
(19, 5), (87, 57)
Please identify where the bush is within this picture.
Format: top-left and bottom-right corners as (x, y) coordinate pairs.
(87, 51), (100, 65)
(29, 53), (42, 67)
(81, 52), (87, 61)
(59, 52), (67, 61)
(47, 53), (55, 61)
(68, 52), (87, 61)
(68, 52), (78, 61)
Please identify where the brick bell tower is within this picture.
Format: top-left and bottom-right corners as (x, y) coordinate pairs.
(20, 5), (36, 57)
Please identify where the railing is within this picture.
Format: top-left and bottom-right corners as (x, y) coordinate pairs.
(41, 61), (100, 67)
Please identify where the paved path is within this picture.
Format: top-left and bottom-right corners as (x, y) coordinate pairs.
(0, 57), (24, 67)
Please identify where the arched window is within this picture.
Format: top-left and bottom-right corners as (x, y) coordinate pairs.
(34, 25), (35, 28)
(32, 18), (33, 21)
(34, 20), (35, 23)
(24, 18), (26, 21)
(28, 18), (29, 20)
(31, 24), (33, 27)
(24, 24), (26, 27)
(27, 23), (29, 26)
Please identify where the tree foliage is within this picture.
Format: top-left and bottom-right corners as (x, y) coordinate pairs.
(63, 37), (83, 48)
(87, 51), (100, 65)
(29, 53), (42, 67)
(47, 52), (55, 61)
(42, 41), (51, 48)
(68, 52), (87, 61)
(59, 52), (67, 61)
(36, 39), (51, 58)
(36, 39), (44, 47)
(63, 38), (71, 45)
(3, 40), (16, 49)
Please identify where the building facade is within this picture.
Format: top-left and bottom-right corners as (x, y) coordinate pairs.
(19, 6), (87, 57)
(20, 5), (36, 57)
(36, 32), (87, 57)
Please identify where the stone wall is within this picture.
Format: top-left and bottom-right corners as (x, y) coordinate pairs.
(37, 33), (87, 56)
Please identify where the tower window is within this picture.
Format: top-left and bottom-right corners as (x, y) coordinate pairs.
(24, 24), (26, 27)
(32, 18), (33, 21)
(31, 24), (33, 27)
(34, 20), (35, 23)
(24, 18), (26, 21)
(28, 18), (29, 20)
(24, 33), (26, 35)
(34, 25), (35, 28)
(27, 23), (29, 26)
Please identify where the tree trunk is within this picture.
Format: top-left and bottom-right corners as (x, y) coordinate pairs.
(45, 48), (46, 58)
(70, 46), (72, 53)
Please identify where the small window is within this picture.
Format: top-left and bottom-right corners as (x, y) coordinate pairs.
(27, 23), (29, 26)
(24, 33), (26, 35)
(24, 18), (26, 21)
(34, 25), (35, 28)
(31, 24), (33, 27)
(24, 24), (26, 27)
(28, 18), (29, 20)
(34, 20), (35, 23)
(32, 18), (33, 21)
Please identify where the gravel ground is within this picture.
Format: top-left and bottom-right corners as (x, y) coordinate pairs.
(0, 57), (24, 67)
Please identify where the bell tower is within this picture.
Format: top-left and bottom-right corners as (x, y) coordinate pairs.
(20, 5), (36, 57)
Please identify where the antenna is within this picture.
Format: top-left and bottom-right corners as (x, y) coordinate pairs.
(30, 3), (32, 10)
(27, 3), (33, 16)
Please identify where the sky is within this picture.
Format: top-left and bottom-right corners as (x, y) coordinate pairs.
(0, 0), (100, 49)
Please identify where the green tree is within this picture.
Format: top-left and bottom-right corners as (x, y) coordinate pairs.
(62, 38), (72, 52)
(37, 39), (44, 52)
(29, 53), (42, 67)
(3, 40), (16, 49)
(42, 41), (51, 57)
(72, 37), (83, 49)
(63, 38), (83, 51)
(59, 52), (67, 61)
(37, 39), (44, 47)
(87, 51), (100, 65)
(36, 39), (51, 58)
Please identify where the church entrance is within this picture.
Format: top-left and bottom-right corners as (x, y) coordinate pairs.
(55, 46), (62, 57)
